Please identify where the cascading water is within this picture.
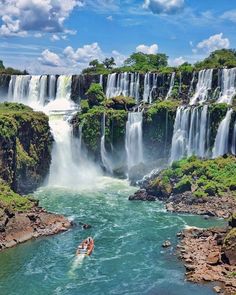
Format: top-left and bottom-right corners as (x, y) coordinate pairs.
(170, 105), (210, 162)
(48, 75), (56, 100)
(165, 72), (175, 100)
(100, 113), (113, 174)
(190, 69), (213, 105)
(8, 75), (31, 103)
(143, 73), (158, 103)
(232, 120), (236, 155)
(217, 68), (236, 104)
(106, 72), (140, 101)
(212, 109), (233, 158)
(125, 112), (144, 170)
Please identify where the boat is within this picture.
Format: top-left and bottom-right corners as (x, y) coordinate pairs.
(76, 237), (94, 256)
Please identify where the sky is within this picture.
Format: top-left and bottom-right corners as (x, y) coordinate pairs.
(0, 0), (236, 74)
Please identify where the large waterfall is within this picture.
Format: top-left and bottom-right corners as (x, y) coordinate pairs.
(212, 109), (233, 158)
(170, 105), (210, 162)
(217, 68), (236, 104)
(232, 120), (236, 155)
(106, 72), (140, 101)
(165, 72), (175, 100)
(190, 69), (213, 105)
(125, 112), (144, 169)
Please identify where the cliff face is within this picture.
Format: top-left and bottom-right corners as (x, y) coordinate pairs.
(0, 103), (53, 194)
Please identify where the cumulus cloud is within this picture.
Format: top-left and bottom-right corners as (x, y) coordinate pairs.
(169, 56), (186, 66)
(112, 50), (126, 66)
(38, 49), (63, 67)
(143, 0), (184, 15)
(136, 44), (158, 54)
(63, 43), (104, 65)
(194, 33), (230, 53)
(0, 0), (83, 37)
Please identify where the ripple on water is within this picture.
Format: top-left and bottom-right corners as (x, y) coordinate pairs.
(0, 177), (220, 295)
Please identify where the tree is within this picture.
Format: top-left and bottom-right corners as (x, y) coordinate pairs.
(103, 57), (116, 69)
(0, 60), (4, 69)
(89, 59), (100, 68)
(86, 83), (106, 108)
(195, 49), (236, 69)
(124, 52), (168, 71)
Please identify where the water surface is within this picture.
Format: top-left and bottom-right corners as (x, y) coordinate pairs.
(0, 177), (223, 295)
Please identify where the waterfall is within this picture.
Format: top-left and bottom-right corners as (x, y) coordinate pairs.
(125, 112), (143, 169)
(217, 68), (236, 104)
(165, 72), (175, 100)
(190, 69), (213, 105)
(232, 120), (236, 155)
(143, 73), (158, 104)
(179, 72), (182, 94)
(170, 105), (210, 162)
(28, 75), (41, 107)
(99, 74), (103, 87)
(106, 72), (140, 101)
(39, 75), (48, 105)
(100, 113), (113, 174)
(8, 75), (31, 103)
(48, 75), (56, 100)
(188, 71), (196, 96)
(212, 109), (233, 158)
(143, 73), (151, 103)
(44, 75), (74, 113)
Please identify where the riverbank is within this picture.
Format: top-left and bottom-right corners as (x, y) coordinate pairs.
(0, 179), (71, 251)
(178, 225), (236, 295)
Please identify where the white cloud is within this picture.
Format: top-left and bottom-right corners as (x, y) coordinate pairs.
(51, 34), (60, 41)
(136, 43), (158, 54)
(63, 43), (104, 65)
(221, 10), (236, 23)
(143, 0), (184, 15)
(194, 33), (230, 53)
(112, 50), (126, 66)
(0, 0), (82, 37)
(106, 15), (113, 21)
(38, 49), (63, 67)
(169, 56), (186, 66)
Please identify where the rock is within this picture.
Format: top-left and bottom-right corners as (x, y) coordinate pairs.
(222, 228), (236, 265)
(213, 286), (221, 293)
(207, 252), (220, 265)
(129, 189), (157, 201)
(162, 240), (171, 248)
(229, 213), (236, 228)
(82, 223), (92, 230)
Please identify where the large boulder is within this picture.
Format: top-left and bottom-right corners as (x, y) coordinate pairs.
(222, 228), (236, 265)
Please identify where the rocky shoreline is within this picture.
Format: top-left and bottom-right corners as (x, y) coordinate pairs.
(178, 226), (236, 295)
(129, 189), (236, 218)
(0, 205), (71, 251)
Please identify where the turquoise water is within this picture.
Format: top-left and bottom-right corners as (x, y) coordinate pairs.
(0, 177), (223, 295)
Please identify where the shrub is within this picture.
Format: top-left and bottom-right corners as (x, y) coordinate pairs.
(86, 83), (106, 108)
(174, 176), (192, 194)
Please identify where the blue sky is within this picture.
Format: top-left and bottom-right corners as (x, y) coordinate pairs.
(0, 0), (236, 74)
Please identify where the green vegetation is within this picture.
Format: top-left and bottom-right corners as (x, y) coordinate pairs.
(104, 96), (136, 110)
(195, 49), (236, 69)
(148, 156), (236, 199)
(0, 59), (28, 75)
(0, 102), (52, 193)
(86, 83), (106, 108)
(0, 179), (33, 212)
(81, 49), (236, 75)
(74, 106), (127, 156)
(122, 52), (168, 72)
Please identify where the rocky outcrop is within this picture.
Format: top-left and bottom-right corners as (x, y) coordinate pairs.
(0, 103), (52, 194)
(178, 226), (236, 295)
(0, 205), (71, 251)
